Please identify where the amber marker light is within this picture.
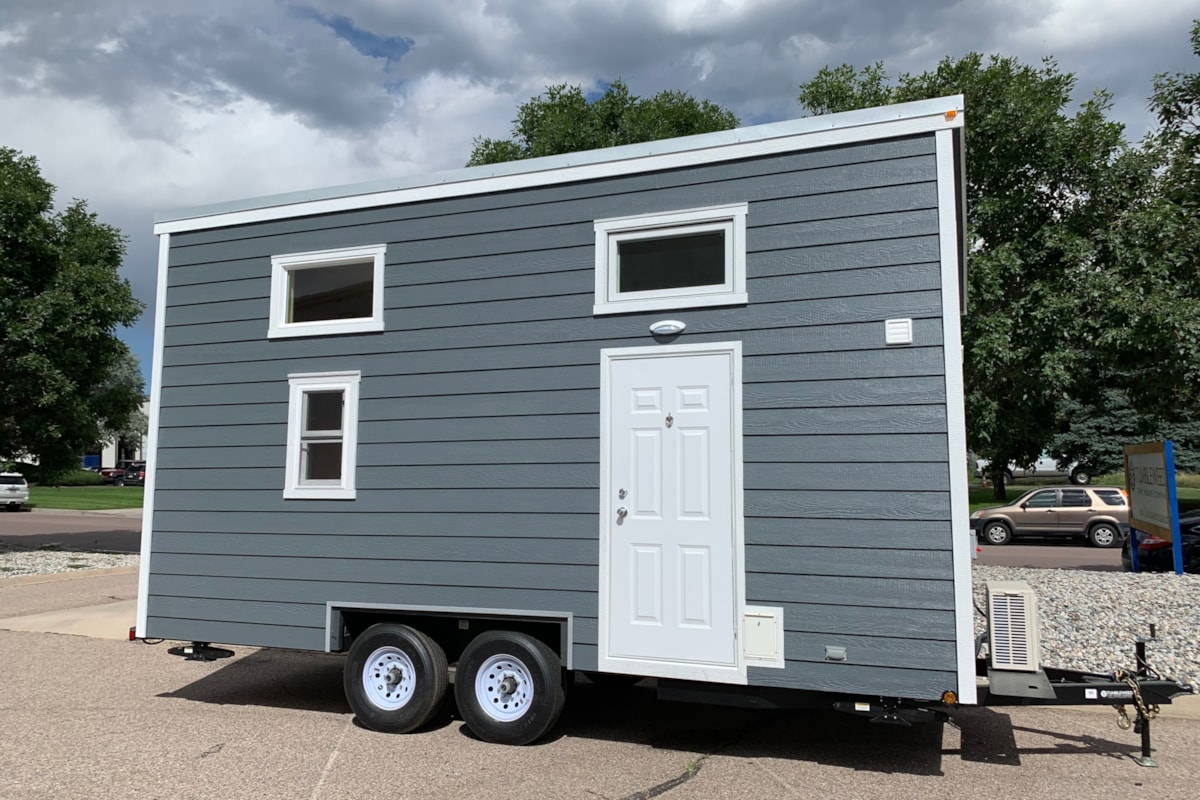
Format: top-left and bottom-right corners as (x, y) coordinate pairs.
(944, 109), (957, 121)
(941, 690), (958, 705)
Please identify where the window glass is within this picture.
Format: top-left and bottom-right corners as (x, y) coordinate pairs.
(290, 262), (373, 323)
(1025, 491), (1056, 508)
(1094, 490), (1127, 507)
(617, 231), (725, 293)
(303, 442), (343, 481)
(1059, 490), (1091, 507)
(0, 475), (25, 485)
(304, 391), (344, 433)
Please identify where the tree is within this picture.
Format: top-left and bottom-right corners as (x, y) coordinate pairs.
(1093, 20), (1200, 418)
(467, 79), (738, 166)
(96, 344), (148, 458)
(799, 55), (1131, 498)
(0, 147), (144, 482)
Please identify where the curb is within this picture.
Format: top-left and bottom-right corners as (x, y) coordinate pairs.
(26, 507), (143, 518)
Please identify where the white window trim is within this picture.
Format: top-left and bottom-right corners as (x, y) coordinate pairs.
(284, 371), (361, 500)
(593, 203), (748, 315)
(269, 244), (386, 338)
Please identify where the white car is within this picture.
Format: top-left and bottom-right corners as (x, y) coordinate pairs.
(975, 454), (1091, 485)
(1, 472), (29, 511)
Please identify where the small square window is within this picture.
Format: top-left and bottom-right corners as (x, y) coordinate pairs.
(594, 204), (747, 315)
(284, 371), (360, 499)
(269, 245), (386, 338)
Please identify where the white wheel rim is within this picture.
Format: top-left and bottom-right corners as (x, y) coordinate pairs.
(475, 653), (534, 722)
(362, 646), (417, 710)
(1094, 527), (1115, 546)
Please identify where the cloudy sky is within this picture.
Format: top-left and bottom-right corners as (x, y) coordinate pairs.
(2, 0), (1196, 386)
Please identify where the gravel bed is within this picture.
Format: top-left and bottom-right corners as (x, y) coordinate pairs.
(3, 547), (1197, 691)
(0, 544), (139, 578)
(973, 565), (1200, 692)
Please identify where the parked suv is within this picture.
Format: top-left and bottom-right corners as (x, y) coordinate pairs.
(1, 472), (29, 512)
(101, 459), (142, 484)
(114, 461), (146, 486)
(970, 486), (1129, 547)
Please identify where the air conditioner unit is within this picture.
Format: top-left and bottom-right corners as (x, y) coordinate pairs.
(986, 580), (1041, 672)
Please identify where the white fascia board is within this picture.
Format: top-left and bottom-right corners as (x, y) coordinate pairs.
(154, 96), (964, 235)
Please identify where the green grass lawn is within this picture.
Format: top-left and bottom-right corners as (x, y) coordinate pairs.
(28, 485), (144, 510)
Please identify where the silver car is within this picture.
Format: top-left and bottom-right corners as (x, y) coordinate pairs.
(1, 472), (29, 511)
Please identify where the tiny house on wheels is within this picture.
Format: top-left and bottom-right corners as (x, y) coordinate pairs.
(138, 96), (1188, 748)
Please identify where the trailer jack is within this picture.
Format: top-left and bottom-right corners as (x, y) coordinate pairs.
(168, 642), (235, 662)
(979, 628), (1193, 767)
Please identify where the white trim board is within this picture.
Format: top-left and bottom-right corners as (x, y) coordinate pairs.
(936, 128), (977, 705)
(135, 233), (171, 636)
(155, 97), (964, 235)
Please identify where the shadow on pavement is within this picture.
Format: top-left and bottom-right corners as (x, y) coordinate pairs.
(161, 650), (948, 775)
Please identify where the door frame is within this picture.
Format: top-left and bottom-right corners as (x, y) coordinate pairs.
(597, 340), (747, 684)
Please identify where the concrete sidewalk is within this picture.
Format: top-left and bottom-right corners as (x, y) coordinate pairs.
(28, 505), (143, 517)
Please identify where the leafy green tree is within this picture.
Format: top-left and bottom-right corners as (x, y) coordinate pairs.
(1090, 20), (1200, 421)
(467, 79), (738, 166)
(799, 55), (1130, 498)
(0, 147), (144, 482)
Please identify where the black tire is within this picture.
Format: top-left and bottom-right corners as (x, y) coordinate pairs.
(982, 520), (1012, 546)
(454, 630), (565, 745)
(4, 505), (19, 512)
(113, 477), (124, 487)
(343, 623), (448, 734)
(1070, 467), (1091, 485)
(1002, 469), (1014, 486)
(1087, 522), (1121, 549)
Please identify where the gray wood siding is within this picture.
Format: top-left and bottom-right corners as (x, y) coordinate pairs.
(147, 134), (960, 699)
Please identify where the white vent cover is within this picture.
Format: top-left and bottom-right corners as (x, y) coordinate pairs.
(884, 318), (913, 345)
(986, 580), (1041, 672)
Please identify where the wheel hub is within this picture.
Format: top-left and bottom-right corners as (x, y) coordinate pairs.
(385, 665), (405, 688)
(498, 673), (519, 695)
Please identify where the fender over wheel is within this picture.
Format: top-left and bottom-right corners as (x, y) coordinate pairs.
(343, 623), (448, 734)
(454, 630), (566, 745)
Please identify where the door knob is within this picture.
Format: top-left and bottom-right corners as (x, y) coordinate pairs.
(616, 507), (628, 519)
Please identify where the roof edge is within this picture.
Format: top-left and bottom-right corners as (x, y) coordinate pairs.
(155, 95), (964, 233)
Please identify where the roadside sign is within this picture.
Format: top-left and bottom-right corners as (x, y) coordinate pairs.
(1123, 441), (1184, 575)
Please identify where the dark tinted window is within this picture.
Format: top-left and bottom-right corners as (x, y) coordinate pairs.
(1025, 491), (1056, 508)
(1059, 490), (1091, 507)
(290, 262), (373, 323)
(1094, 490), (1127, 507)
(618, 231), (725, 293)
(0, 476), (25, 485)
(304, 391), (344, 433)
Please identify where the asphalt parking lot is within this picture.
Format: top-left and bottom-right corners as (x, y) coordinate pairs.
(2, 571), (1199, 800)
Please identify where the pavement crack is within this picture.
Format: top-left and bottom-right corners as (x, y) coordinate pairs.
(199, 743), (224, 759)
(619, 714), (778, 800)
(617, 756), (707, 800)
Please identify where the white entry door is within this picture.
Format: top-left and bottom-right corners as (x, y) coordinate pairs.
(599, 342), (745, 684)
